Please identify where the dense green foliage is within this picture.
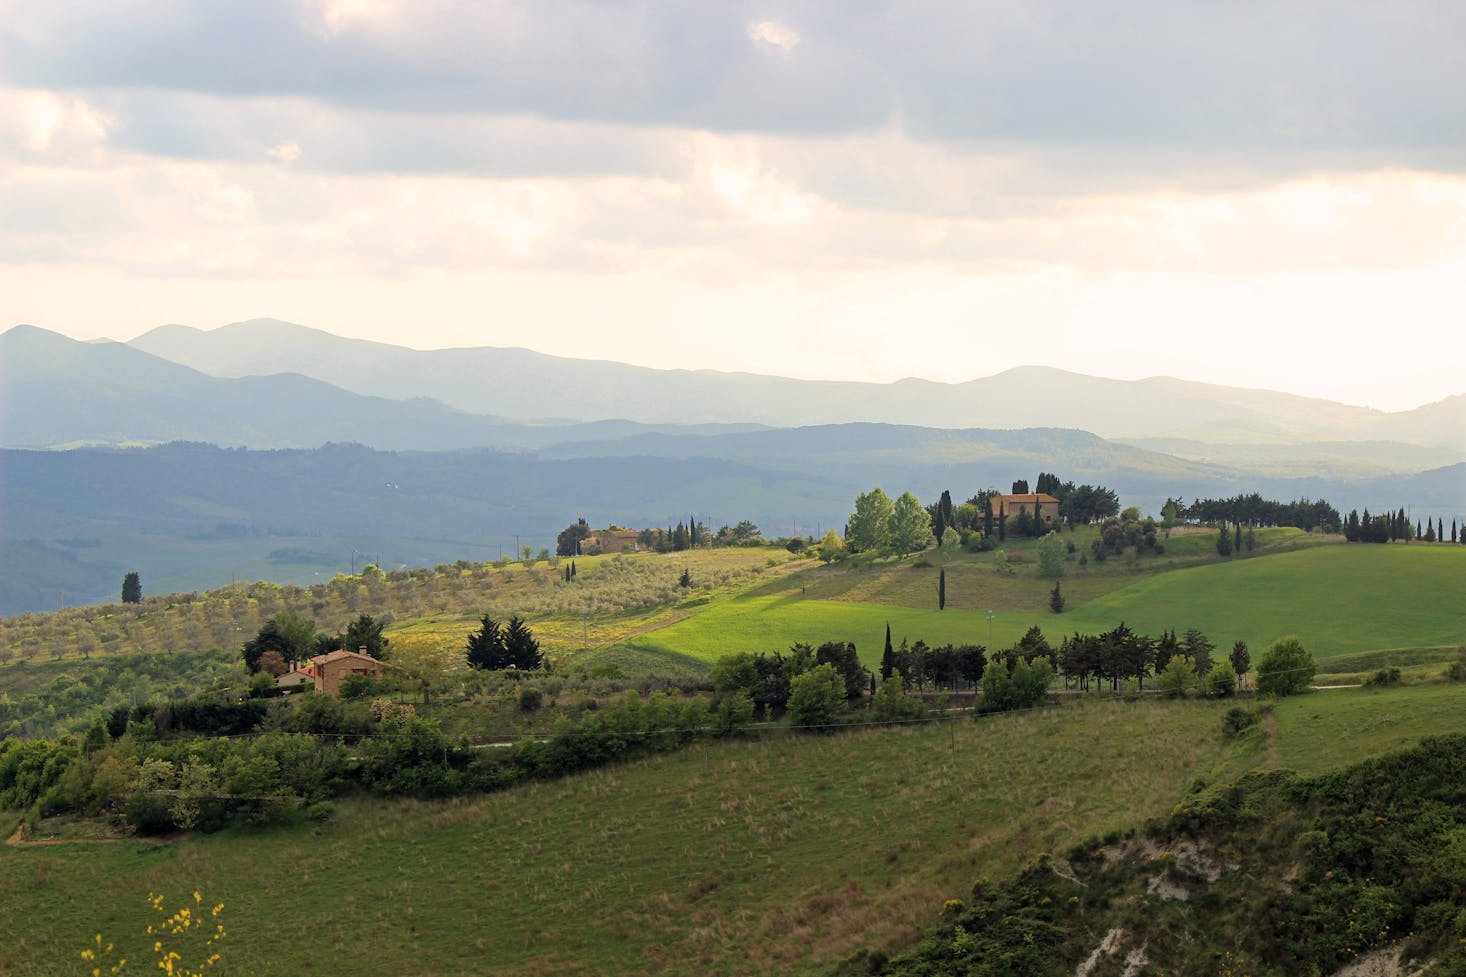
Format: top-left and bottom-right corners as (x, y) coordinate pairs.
(867, 734), (1466, 976)
(1255, 635), (1317, 696)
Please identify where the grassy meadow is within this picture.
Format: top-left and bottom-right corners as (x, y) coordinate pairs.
(624, 533), (1465, 668)
(7, 682), (1466, 977)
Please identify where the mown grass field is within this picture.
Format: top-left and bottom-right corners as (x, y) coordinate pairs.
(6, 682), (1466, 977)
(626, 539), (1466, 667)
(1060, 543), (1466, 660)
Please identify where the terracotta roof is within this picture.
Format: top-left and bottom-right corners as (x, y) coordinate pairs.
(310, 649), (379, 667)
(999, 493), (1059, 505)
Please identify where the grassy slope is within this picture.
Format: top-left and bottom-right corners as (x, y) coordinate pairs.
(1061, 543), (1466, 660)
(628, 539), (1465, 666)
(7, 683), (1466, 977)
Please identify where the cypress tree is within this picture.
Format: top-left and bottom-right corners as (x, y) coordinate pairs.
(1417, 520), (1423, 539)
(120, 571), (142, 604)
(1453, 519), (1458, 543)
(1049, 580), (1064, 614)
(1234, 523), (1243, 553)
(1217, 523), (1233, 556)
(881, 623), (894, 680)
(938, 568), (946, 611)
(1438, 517), (1445, 542)
(998, 500), (1006, 541)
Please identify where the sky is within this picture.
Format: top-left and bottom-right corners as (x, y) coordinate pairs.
(3, 1), (1465, 412)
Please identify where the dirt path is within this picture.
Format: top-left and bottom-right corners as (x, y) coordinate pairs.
(1260, 711), (1282, 768)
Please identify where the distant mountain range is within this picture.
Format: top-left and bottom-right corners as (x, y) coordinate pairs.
(125, 318), (1464, 450)
(0, 325), (763, 451)
(2, 319), (1461, 459)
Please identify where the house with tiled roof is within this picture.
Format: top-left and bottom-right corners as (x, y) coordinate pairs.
(276, 647), (382, 695)
(989, 493), (1060, 524)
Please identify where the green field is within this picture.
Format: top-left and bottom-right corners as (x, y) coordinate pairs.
(1060, 543), (1466, 660)
(6, 682), (1466, 977)
(627, 542), (1466, 666)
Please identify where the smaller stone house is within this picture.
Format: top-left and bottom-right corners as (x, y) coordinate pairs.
(276, 647), (382, 695)
(590, 529), (642, 555)
(989, 493), (1061, 523)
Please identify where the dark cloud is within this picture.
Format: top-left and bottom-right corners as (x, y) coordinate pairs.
(4, 1), (1464, 170)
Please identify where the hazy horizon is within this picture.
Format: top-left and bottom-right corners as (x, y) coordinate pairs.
(5, 2), (1466, 413)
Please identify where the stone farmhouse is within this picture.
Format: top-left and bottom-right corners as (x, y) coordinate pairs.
(276, 647), (382, 695)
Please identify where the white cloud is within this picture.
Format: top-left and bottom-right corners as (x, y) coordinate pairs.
(0, 89), (113, 156)
(747, 19), (800, 53)
(265, 141), (302, 163)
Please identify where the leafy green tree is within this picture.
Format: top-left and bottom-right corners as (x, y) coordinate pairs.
(1159, 654), (1196, 698)
(121, 571), (142, 604)
(847, 487), (894, 553)
(816, 641), (869, 700)
(1036, 531), (1065, 579)
(242, 611), (317, 672)
(341, 614), (389, 660)
(817, 529), (844, 564)
(787, 663), (845, 730)
(888, 491), (934, 556)
(1204, 660), (1238, 697)
(1255, 636), (1316, 696)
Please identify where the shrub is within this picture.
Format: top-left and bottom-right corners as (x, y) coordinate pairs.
(1255, 636), (1316, 697)
(1205, 661), (1238, 697)
(1363, 667), (1402, 688)
(788, 663), (845, 730)
(1159, 655), (1197, 699)
(518, 687), (544, 712)
(1222, 706), (1260, 739)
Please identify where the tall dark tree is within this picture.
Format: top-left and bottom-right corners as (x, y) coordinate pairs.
(939, 489), (954, 534)
(1229, 640), (1251, 688)
(342, 614), (389, 660)
(555, 518), (591, 557)
(1011, 479), (1030, 494)
(465, 615), (506, 670)
(938, 568), (947, 610)
(120, 571), (142, 604)
(1049, 580), (1064, 614)
(1234, 522), (1243, 553)
(1035, 472), (1062, 496)
(998, 500), (1007, 541)
(1217, 523), (1233, 556)
(502, 616), (544, 670)
(1453, 519), (1459, 544)
(242, 611), (317, 673)
(1438, 517), (1445, 542)
(881, 623), (894, 680)
(815, 641), (869, 700)
(1153, 629), (1178, 676)
(1182, 628), (1215, 676)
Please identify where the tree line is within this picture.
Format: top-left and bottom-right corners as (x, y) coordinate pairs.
(1342, 508), (1462, 544)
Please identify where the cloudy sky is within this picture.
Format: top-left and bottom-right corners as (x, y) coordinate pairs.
(3, 1), (1464, 412)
